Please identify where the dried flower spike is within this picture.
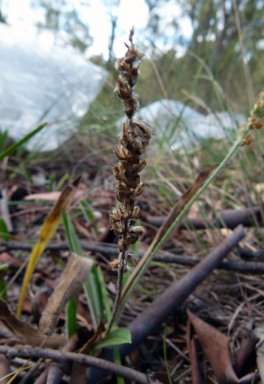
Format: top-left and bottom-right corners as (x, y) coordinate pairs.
(107, 28), (152, 334)
(239, 91), (264, 146)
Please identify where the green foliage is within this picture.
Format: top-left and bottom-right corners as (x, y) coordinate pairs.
(94, 328), (131, 350)
(81, 200), (99, 238)
(48, 174), (56, 192)
(62, 211), (82, 339)
(56, 174), (69, 191)
(66, 299), (77, 339)
(62, 211), (82, 256)
(62, 212), (105, 328)
(83, 264), (104, 327)
(0, 218), (10, 242)
(0, 131), (8, 153)
(0, 264), (9, 303)
(0, 123), (47, 162)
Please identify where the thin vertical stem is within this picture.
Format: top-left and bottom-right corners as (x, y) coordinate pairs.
(232, 0), (253, 107)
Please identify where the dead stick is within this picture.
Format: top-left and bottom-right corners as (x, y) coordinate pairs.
(86, 225), (245, 384)
(0, 354), (10, 384)
(2, 239), (264, 274)
(0, 346), (157, 384)
(144, 206), (262, 229)
(45, 333), (78, 384)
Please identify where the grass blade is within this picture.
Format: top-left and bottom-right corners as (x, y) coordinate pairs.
(62, 212), (104, 328)
(80, 200), (99, 238)
(83, 265), (104, 327)
(0, 130), (8, 153)
(96, 266), (111, 322)
(0, 123), (47, 161)
(96, 268), (126, 384)
(0, 218), (10, 242)
(112, 346), (125, 384)
(66, 299), (77, 339)
(62, 211), (82, 256)
(94, 328), (131, 350)
(62, 211), (83, 339)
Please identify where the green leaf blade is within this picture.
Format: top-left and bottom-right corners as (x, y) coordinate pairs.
(94, 328), (131, 350)
(0, 123), (47, 161)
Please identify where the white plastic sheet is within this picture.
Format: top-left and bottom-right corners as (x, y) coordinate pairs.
(0, 22), (108, 152)
(129, 99), (246, 151)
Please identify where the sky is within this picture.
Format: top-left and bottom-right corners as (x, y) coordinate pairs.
(1, 0), (192, 59)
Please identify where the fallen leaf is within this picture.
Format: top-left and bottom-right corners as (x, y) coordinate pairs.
(0, 299), (65, 348)
(187, 309), (239, 384)
(234, 333), (258, 376)
(24, 189), (85, 202)
(40, 252), (93, 336)
(186, 318), (203, 384)
(17, 175), (81, 318)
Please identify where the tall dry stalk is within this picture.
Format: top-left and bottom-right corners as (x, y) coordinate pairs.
(107, 28), (152, 333)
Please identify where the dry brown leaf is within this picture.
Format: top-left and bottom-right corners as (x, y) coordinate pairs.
(186, 318), (203, 384)
(187, 309), (239, 384)
(234, 333), (258, 376)
(24, 189), (85, 202)
(0, 300), (65, 348)
(40, 253), (93, 336)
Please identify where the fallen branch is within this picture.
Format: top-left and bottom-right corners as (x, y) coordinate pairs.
(142, 206), (262, 230)
(0, 345), (156, 384)
(86, 225), (245, 384)
(41, 333), (78, 384)
(2, 239), (264, 274)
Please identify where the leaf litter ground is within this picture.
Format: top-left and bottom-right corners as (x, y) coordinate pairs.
(1, 135), (264, 384)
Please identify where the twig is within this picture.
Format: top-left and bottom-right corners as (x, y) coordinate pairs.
(2, 240), (264, 273)
(153, 254), (264, 274)
(0, 346), (156, 384)
(143, 206), (262, 229)
(0, 354), (10, 384)
(86, 225), (245, 384)
(18, 358), (44, 384)
(45, 333), (78, 384)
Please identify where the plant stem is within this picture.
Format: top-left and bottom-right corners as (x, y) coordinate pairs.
(106, 252), (125, 335)
(119, 133), (244, 308)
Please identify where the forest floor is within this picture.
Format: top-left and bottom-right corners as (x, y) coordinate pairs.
(1, 133), (264, 384)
